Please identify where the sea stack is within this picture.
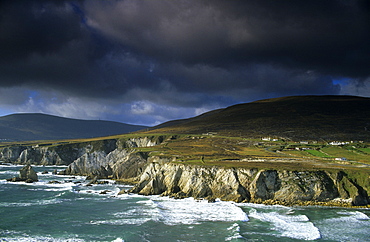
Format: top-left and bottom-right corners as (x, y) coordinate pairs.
(19, 164), (39, 182)
(7, 164), (38, 183)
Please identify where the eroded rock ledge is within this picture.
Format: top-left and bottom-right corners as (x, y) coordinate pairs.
(1, 136), (369, 206)
(0, 136), (166, 180)
(128, 161), (370, 207)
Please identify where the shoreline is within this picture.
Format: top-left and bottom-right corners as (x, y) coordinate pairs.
(2, 164), (370, 209)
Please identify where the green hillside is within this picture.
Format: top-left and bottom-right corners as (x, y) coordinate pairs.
(148, 95), (370, 141)
(0, 113), (148, 141)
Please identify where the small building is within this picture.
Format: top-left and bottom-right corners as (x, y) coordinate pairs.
(202, 132), (217, 136)
(329, 141), (349, 146)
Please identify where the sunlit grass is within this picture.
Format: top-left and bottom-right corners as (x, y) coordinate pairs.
(359, 148), (370, 154)
(1, 131), (369, 170)
(305, 149), (332, 158)
(319, 146), (370, 163)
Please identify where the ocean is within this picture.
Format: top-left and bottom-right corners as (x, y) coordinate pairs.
(0, 165), (369, 242)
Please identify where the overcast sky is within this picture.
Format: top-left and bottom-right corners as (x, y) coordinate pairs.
(0, 0), (369, 126)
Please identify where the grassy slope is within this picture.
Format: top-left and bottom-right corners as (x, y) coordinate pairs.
(145, 95), (370, 141)
(0, 113), (148, 141)
(1, 95), (369, 173)
(124, 134), (370, 172)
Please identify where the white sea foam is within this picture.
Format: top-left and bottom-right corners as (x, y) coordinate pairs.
(0, 164), (23, 168)
(112, 238), (124, 242)
(44, 183), (75, 191)
(225, 223), (245, 241)
(0, 198), (63, 207)
(0, 228), (83, 241)
(0, 170), (18, 175)
(89, 218), (150, 225)
(91, 196), (249, 226)
(78, 190), (116, 196)
(91, 209), (154, 225)
(32, 165), (68, 168)
(314, 210), (370, 241)
(150, 197), (249, 225)
(323, 210), (370, 225)
(337, 210), (370, 220)
(102, 200), (160, 225)
(248, 208), (321, 240)
(240, 202), (289, 210)
(0, 236), (85, 242)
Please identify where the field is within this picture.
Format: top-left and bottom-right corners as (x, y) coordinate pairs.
(359, 148), (370, 154)
(305, 149), (332, 158)
(2, 132), (369, 171)
(130, 134), (370, 171)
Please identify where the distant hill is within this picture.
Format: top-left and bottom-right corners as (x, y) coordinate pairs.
(0, 113), (148, 141)
(149, 95), (370, 141)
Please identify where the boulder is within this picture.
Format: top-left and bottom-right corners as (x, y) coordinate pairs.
(6, 165), (38, 182)
(86, 176), (109, 186)
(85, 165), (113, 180)
(6, 177), (24, 182)
(19, 165), (38, 182)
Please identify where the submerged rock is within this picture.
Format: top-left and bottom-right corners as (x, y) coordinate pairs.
(99, 190), (111, 194)
(86, 176), (109, 186)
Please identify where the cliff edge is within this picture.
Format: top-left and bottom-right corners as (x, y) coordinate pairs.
(1, 135), (369, 207)
(128, 161), (369, 206)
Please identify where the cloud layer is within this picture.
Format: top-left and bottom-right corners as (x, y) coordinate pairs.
(0, 0), (369, 125)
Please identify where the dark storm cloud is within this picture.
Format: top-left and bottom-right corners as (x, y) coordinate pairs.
(86, 0), (370, 78)
(0, 0), (369, 124)
(0, 1), (81, 61)
(0, 0), (88, 87)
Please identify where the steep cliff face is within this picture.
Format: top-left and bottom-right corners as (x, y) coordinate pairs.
(129, 161), (370, 206)
(0, 146), (27, 162)
(60, 138), (160, 179)
(1, 136), (369, 206)
(0, 136), (166, 180)
(0, 142), (94, 165)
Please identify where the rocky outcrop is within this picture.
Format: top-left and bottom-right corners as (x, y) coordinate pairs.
(19, 164), (39, 181)
(7, 164), (38, 183)
(2, 135), (369, 206)
(0, 146), (27, 162)
(0, 145), (79, 165)
(0, 136), (168, 181)
(129, 161), (370, 206)
(59, 138), (159, 179)
(0, 136), (164, 166)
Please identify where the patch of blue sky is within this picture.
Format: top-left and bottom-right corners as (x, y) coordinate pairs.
(332, 77), (351, 86)
(27, 90), (39, 99)
(0, 108), (14, 117)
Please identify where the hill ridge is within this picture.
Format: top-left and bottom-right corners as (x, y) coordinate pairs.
(148, 95), (370, 141)
(0, 113), (148, 141)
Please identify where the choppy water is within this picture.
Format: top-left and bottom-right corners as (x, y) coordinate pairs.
(0, 165), (369, 241)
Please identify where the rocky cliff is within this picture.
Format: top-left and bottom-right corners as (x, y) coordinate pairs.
(1, 136), (369, 206)
(0, 136), (166, 180)
(128, 161), (370, 206)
